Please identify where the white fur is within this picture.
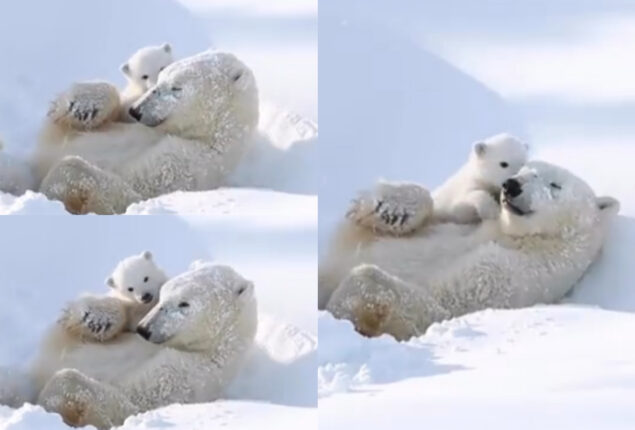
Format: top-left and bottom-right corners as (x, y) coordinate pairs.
(32, 51), (259, 214)
(119, 43), (174, 122)
(433, 133), (528, 223)
(320, 161), (618, 340)
(106, 250), (168, 331)
(25, 264), (257, 429)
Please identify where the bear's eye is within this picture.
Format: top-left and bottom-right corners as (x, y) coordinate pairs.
(550, 182), (562, 190)
(171, 86), (182, 92)
(500, 162), (509, 168)
(143, 276), (149, 283)
(178, 302), (190, 308)
(128, 287), (134, 292)
(142, 75), (149, 80)
(159, 67), (165, 72)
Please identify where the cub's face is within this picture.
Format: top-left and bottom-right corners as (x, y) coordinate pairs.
(500, 161), (619, 237)
(136, 265), (255, 351)
(107, 251), (166, 306)
(121, 43), (173, 90)
(129, 52), (256, 132)
(471, 134), (528, 190)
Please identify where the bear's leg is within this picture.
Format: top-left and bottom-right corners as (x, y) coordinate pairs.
(40, 156), (141, 214)
(47, 82), (121, 131)
(346, 181), (433, 235)
(38, 369), (138, 430)
(326, 264), (450, 340)
(465, 189), (500, 221)
(58, 296), (128, 342)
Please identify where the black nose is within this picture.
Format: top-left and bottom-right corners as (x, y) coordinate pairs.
(502, 178), (522, 198)
(141, 293), (153, 303)
(137, 325), (151, 340)
(129, 106), (142, 121)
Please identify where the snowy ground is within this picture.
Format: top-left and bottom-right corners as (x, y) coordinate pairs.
(319, 1), (635, 428)
(0, 0), (317, 429)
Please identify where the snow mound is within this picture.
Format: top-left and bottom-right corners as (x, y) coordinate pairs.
(319, 306), (635, 429)
(0, 191), (66, 215)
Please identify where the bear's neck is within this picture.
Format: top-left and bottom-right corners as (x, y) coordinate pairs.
(200, 299), (258, 368)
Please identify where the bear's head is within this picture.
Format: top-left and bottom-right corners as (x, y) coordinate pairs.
(121, 43), (173, 90)
(106, 251), (168, 306)
(136, 264), (257, 352)
(129, 51), (259, 143)
(499, 161), (619, 237)
(469, 133), (529, 191)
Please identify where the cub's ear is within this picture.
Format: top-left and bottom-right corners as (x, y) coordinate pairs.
(162, 43), (172, 53)
(142, 250), (153, 261)
(106, 277), (115, 288)
(473, 141), (487, 157)
(596, 196), (620, 215)
(234, 280), (254, 297)
(120, 63), (130, 76)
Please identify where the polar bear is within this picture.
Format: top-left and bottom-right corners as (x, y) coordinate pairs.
(433, 133), (528, 224)
(319, 161), (619, 340)
(9, 264), (257, 429)
(58, 251), (168, 342)
(119, 43), (174, 122)
(31, 50), (259, 214)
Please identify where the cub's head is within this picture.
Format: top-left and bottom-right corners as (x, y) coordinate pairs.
(499, 161), (619, 237)
(470, 133), (529, 190)
(107, 251), (167, 306)
(128, 51), (259, 140)
(136, 264), (256, 351)
(121, 43), (173, 90)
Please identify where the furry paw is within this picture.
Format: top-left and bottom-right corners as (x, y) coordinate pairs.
(59, 296), (126, 342)
(48, 82), (120, 130)
(347, 181), (433, 235)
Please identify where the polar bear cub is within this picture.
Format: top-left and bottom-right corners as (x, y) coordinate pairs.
(59, 251), (168, 342)
(119, 43), (173, 122)
(433, 133), (528, 223)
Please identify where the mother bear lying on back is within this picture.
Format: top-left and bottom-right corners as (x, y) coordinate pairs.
(32, 51), (258, 214)
(319, 161), (619, 340)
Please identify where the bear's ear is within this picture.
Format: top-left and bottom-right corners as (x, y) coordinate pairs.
(473, 141), (487, 157)
(106, 277), (115, 288)
(234, 280), (254, 297)
(162, 43), (172, 53)
(120, 63), (131, 76)
(142, 250), (153, 261)
(596, 196), (620, 215)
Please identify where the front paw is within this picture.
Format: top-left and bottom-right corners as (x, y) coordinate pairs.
(48, 82), (119, 130)
(347, 182), (432, 235)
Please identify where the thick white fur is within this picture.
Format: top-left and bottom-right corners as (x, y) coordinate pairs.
(119, 43), (174, 122)
(32, 51), (259, 214)
(433, 133), (528, 223)
(320, 161), (619, 340)
(18, 264), (257, 429)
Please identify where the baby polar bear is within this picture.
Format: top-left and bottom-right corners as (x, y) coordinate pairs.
(119, 43), (174, 122)
(60, 251), (168, 342)
(433, 133), (528, 223)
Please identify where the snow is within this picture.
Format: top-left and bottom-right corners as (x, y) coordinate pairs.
(319, 0), (635, 428)
(0, 0), (316, 429)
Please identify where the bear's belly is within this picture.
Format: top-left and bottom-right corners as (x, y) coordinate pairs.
(59, 124), (160, 172)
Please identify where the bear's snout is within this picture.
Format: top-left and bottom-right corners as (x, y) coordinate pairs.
(502, 178), (522, 198)
(141, 293), (154, 303)
(129, 106), (142, 121)
(137, 325), (152, 340)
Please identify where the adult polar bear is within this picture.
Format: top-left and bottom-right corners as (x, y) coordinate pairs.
(319, 161), (619, 340)
(32, 50), (258, 214)
(3, 264), (257, 429)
